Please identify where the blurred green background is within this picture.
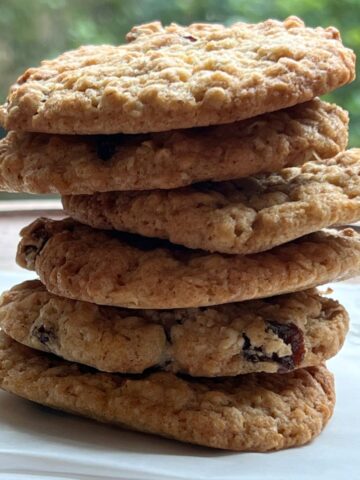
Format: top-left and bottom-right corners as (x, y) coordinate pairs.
(0, 0), (359, 200)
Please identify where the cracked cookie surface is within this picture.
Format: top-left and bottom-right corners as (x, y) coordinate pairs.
(64, 149), (360, 254)
(16, 218), (360, 309)
(0, 280), (348, 376)
(0, 100), (348, 194)
(0, 332), (335, 451)
(0, 17), (355, 134)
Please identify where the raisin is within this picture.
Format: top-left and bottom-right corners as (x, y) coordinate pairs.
(242, 334), (268, 363)
(32, 325), (56, 346)
(242, 322), (305, 372)
(24, 245), (38, 257)
(94, 133), (129, 161)
(95, 137), (117, 161)
(32, 226), (49, 242)
(267, 322), (305, 369)
(182, 35), (197, 42)
(24, 225), (50, 262)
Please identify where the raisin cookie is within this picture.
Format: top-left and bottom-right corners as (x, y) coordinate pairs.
(0, 280), (348, 376)
(16, 218), (360, 309)
(0, 100), (348, 194)
(0, 17), (354, 134)
(64, 149), (360, 254)
(0, 332), (335, 451)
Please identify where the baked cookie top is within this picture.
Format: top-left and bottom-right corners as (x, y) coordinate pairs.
(0, 280), (348, 376)
(64, 149), (360, 254)
(0, 17), (355, 134)
(16, 218), (360, 309)
(0, 332), (335, 451)
(0, 99), (348, 194)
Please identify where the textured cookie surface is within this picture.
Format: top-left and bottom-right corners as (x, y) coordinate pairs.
(0, 280), (348, 376)
(16, 218), (360, 309)
(0, 333), (335, 451)
(0, 100), (348, 194)
(64, 149), (360, 254)
(0, 17), (355, 134)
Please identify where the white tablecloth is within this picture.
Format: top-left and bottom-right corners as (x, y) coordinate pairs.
(0, 272), (359, 480)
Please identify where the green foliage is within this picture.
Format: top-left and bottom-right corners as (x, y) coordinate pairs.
(0, 0), (359, 146)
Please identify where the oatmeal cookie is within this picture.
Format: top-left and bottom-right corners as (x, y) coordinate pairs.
(0, 281), (348, 376)
(16, 218), (360, 309)
(0, 17), (354, 134)
(0, 332), (335, 451)
(0, 100), (348, 193)
(63, 149), (360, 254)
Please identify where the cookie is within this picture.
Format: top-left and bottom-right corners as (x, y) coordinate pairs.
(0, 280), (348, 376)
(0, 99), (348, 194)
(0, 17), (354, 134)
(16, 218), (360, 309)
(64, 149), (360, 255)
(0, 332), (335, 451)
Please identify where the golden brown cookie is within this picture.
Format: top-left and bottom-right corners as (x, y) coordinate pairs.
(0, 100), (348, 194)
(64, 149), (360, 254)
(0, 17), (354, 134)
(16, 218), (360, 309)
(0, 280), (348, 376)
(0, 332), (335, 451)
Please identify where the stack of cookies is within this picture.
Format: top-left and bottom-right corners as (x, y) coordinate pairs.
(0, 17), (359, 452)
